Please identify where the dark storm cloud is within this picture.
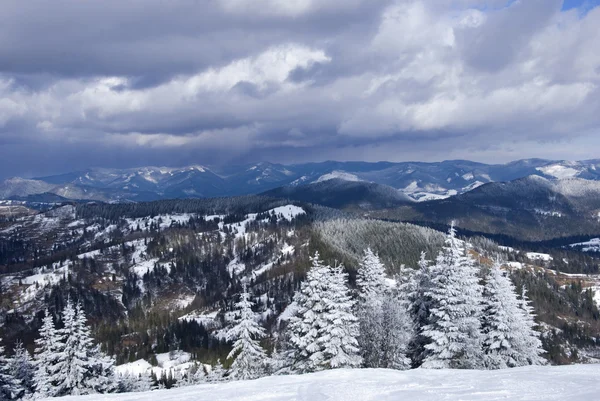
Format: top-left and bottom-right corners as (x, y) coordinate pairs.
(1, 0), (600, 179)
(0, 0), (391, 82)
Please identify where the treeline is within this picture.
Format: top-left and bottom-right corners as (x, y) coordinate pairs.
(75, 196), (292, 221)
(314, 218), (446, 270)
(182, 227), (547, 385)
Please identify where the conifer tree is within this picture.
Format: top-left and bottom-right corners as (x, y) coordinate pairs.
(74, 302), (117, 393)
(287, 252), (331, 373)
(355, 249), (413, 369)
(288, 253), (361, 372)
(173, 363), (206, 387)
(356, 249), (386, 367)
(53, 300), (116, 396)
(118, 373), (153, 393)
(190, 363), (207, 384)
(356, 296), (384, 368)
(320, 263), (361, 369)
(514, 288), (546, 366)
(269, 340), (295, 376)
(226, 286), (268, 381)
(378, 292), (413, 370)
(421, 225), (484, 369)
(356, 248), (387, 301)
(405, 252), (434, 367)
(33, 309), (64, 398)
(480, 264), (546, 369)
(206, 360), (226, 383)
(482, 263), (524, 369)
(0, 342), (20, 401)
(9, 341), (34, 398)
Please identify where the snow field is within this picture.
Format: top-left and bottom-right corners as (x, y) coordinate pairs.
(570, 238), (600, 252)
(315, 171), (362, 183)
(115, 351), (195, 380)
(526, 252), (553, 262)
(52, 365), (600, 401)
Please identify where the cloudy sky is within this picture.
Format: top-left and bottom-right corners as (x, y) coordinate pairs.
(1, 0), (600, 178)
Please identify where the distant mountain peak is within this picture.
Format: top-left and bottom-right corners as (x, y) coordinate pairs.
(4, 158), (600, 202)
(314, 171), (362, 183)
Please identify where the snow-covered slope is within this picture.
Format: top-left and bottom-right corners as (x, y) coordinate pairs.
(0, 177), (56, 198)
(570, 238), (600, 252)
(314, 171), (362, 183)
(49, 365), (600, 401)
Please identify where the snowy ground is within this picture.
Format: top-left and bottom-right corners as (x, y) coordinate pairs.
(570, 238), (600, 252)
(52, 365), (599, 401)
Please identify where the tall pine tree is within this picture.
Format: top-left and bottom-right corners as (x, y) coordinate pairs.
(226, 286), (268, 381)
(480, 263), (547, 369)
(33, 309), (64, 398)
(482, 263), (524, 369)
(514, 288), (546, 366)
(405, 252), (434, 367)
(288, 253), (361, 372)
(356, 248), (387, 301)
(48, 300), (116, 396)
(0, 342), (20, 401)
(320, 263), (361, 369)
(356, 249), (386, 367)
(421, 225), (484, 369)
(287, 252), (331, 373)
(9, 342), (34, 399)
(356, 249), (411, 369)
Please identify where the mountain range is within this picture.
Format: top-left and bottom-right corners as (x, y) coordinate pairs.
(369, 175), (600, 241)
(2, 159), (600, 203)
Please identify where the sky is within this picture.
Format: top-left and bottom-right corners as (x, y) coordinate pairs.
(1, 0), (600, 179)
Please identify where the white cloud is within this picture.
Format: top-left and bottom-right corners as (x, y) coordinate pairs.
(184, 44), (330, 94)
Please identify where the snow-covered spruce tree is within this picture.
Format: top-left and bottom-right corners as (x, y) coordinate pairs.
(269, 339), (295, 376)
(206, 360), (227, 383)
(0, 342), (21, 401)
(514, 288), (546, 366)
(405, 252), (434, 367)
(9, 341), (34, 398)
(190, 363), (207, 384)
(287, 253), (361, 372)
(226, 286), (268, 381)
(54, 300), (116, 396)
(482, 263), (526, 369)
(320, 263), (362, 369)
(355, 249), (410, 369)
(287, 252), (332, 373)
(118, 373), (153, 393)
(378, 291), (413, 370)
(173, 363), (206, 388)
(33, 309), (64, 398)
(73, 301), (117, 393)
(356, 248), (387, 301)
(356, 296), (383, 368)
(356, 248), (386, 368)
(421, 225), (485, 369)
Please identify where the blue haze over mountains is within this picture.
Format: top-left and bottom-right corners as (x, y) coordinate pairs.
(1, 158), (600, 203)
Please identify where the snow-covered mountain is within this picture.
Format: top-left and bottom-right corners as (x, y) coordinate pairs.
(0, 177), (56, 199)
(375, 175), (600, 241)
(2, 159), (600, 202)
(263, 178), (413, 210)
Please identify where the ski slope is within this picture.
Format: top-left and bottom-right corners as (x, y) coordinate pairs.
(51, 365), (599, 401)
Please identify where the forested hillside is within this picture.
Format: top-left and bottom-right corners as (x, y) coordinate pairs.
(1, 196), (599, 397)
